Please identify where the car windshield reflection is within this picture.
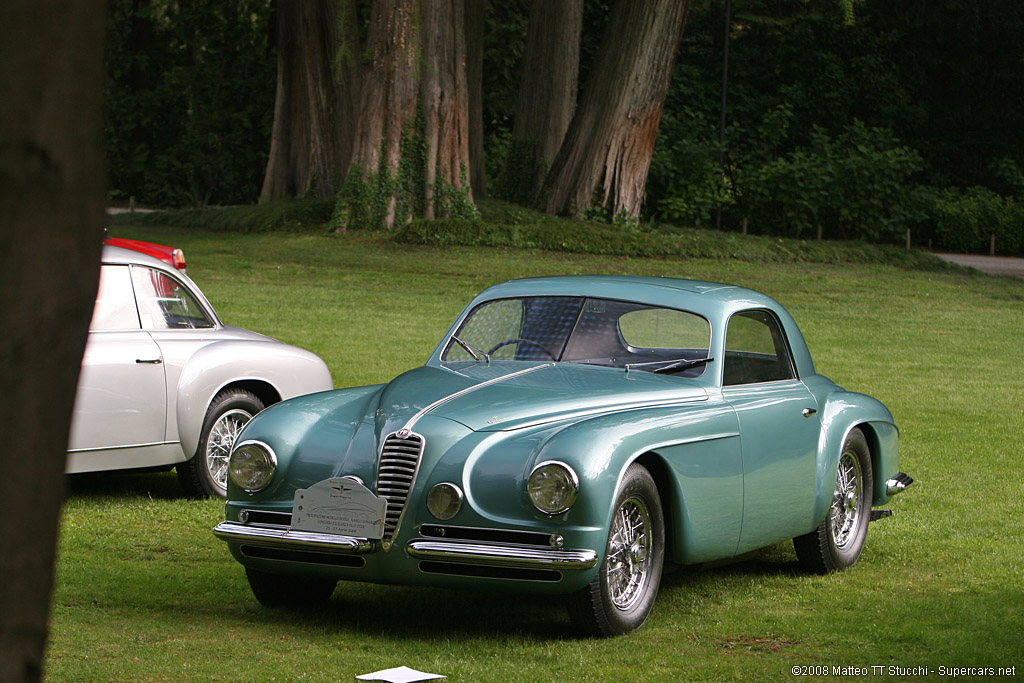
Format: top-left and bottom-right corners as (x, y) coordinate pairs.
(442, 296), (712, 376)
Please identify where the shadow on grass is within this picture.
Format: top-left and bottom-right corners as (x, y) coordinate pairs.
(65, 469), (184, 501)
(224, 547), (809, 642)
(247, 583), (577, 641)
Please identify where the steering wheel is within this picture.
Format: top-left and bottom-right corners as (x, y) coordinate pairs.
(486, 338), (557, 361)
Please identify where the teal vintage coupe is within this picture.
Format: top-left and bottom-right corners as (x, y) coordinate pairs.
(214, 276), (912, 636)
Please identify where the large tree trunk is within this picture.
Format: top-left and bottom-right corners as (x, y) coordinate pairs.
(503, 0), (583, 204)
(420, 0), (472, 219)
(464, 0), (486, 198)
(0, 2), (107, 682)
(260, 0), (352, 202)
(340, 0), (473, 230)
(541, 0), (690, 219)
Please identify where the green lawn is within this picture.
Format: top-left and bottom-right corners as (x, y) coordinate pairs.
(48, 227), (1024, 681)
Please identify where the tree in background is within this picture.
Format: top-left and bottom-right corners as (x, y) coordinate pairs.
(260, 0), (355, 202)
(464, 0), (486, 198)
(333, 0), (475, 230)
(0, 2), (107, 681)
(501, 0), (583, 205)
(102, 0), (1024, 252)
(541, 0), (691, 220)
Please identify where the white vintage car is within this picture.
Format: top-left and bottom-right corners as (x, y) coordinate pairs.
(67, 245), (333, 497)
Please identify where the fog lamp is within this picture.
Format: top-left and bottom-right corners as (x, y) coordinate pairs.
(426, 483), (463, 520)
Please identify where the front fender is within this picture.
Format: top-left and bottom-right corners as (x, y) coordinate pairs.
(224, 384), (384, 503)
(513, 402), (743, 564)
(176, 340), (333, 460)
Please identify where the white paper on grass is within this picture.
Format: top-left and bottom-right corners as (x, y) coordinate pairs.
(354, 666), (446, 682)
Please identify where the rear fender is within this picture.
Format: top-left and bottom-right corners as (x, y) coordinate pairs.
(176, 340), (332, 458)
(814, 391), (900, 525)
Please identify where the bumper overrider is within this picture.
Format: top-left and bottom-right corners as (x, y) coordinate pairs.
(213, 521), (599, 572)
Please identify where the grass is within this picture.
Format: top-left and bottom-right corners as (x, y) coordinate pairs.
(48, 219), (1024, 681)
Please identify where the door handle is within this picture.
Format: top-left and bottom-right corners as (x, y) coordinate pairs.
(802, 408), (817, 418)
(136, 358), (163, 364)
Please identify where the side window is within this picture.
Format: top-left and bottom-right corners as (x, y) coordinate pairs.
(131, 267), (214, 330)
(618, 307), (710, 350)
(90, 265), (141, 331)
(723, 310), (795, 385)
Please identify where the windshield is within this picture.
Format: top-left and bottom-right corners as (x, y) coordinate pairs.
(442, 296), (711, 376)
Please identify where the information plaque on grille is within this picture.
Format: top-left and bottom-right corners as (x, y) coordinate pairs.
(292, 477), (387, 539)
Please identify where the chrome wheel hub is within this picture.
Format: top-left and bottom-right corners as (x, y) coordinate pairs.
(606, 497), (652, 611)
(830, 450), (863, 550)
(207, 408), (253, 489)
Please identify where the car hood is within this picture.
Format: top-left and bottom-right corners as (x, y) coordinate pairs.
(376, 362), (708, 434)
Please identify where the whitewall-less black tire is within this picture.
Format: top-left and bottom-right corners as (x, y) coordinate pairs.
(568, 463), (665, 637)
(178, 388), (264, 498)
(794, 427), (873, 573)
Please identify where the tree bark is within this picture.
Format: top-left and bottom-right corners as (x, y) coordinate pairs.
(260, 0), (351, 202)
(342, 0), (473, 229)
(465, 0), (486, 198)
(541, 0), (690, 219)
(0, 2), (107, 682)
(504, 0), (583, 204)
(420, 0), (472, 219)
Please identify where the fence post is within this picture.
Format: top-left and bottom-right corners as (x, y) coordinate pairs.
(742, 217), (748, 235)
(991, 233), (996, 256)
(906, 228), (911, 251)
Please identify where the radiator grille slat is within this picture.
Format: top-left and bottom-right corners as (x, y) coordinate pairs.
(376, 432), (425, 545)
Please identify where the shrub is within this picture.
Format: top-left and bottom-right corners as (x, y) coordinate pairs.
(923, 186), (1023, 255)
(738, 121), (923, 242)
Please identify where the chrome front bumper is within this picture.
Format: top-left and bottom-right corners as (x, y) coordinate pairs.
(213, 521), (599, 571)
(214, 521), (374, 553)
(405, 539), (598, 570)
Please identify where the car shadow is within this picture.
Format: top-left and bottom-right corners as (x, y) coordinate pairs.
(254, 583), (576, 641)
(65, 469), (184, 501)
(243, 546), (807, 641)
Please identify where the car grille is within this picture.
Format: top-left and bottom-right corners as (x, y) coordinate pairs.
(376, 431), (424, 546)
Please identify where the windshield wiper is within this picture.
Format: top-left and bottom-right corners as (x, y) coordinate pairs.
(624, 357), (714, 374)
(653, 357), (714, 374)
(451, 335), (490, 364)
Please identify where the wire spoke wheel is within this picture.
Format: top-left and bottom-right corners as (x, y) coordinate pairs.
(205, 408), (253, 489)
(830, 449), (863, 550)
(568, 463), (664, 636)
(606, 497), (653, 610)
(179, 388), (264, 498)
(793, 427), (873, 573)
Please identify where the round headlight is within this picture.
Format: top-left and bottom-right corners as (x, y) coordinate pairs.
(528, 461), (579, 514)
(228, 440), (277, 492)
(426, 482), (463, 520)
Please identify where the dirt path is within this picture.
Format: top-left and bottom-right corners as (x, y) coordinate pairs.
(934, 253), (1024, 278)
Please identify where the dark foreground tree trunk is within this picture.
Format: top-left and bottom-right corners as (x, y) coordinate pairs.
(503, 0), (583, 204)
(339, 0), (474, 230)
(260, 0), (353, 202)
(0, 2), (107, 682)
(541, 0), (690, 219)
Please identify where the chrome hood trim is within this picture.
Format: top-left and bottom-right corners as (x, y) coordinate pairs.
(395, 363), (555, 438)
